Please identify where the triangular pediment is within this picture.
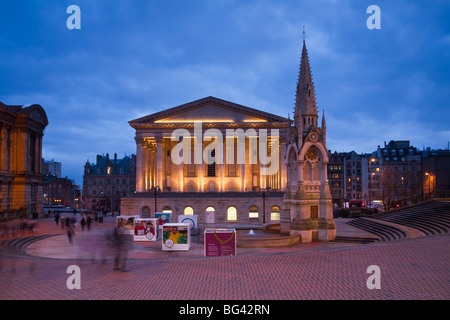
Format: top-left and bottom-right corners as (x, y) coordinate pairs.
(129, 96), (287, 127)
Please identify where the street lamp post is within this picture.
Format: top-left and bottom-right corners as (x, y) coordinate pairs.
(261, 187), (271, 224)
(151, 186), (161, 213)
(369, 158), (376, 208)
(425, 173), (431, 200)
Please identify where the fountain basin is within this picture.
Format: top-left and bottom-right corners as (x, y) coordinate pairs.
(198, 225), (300, 248)
(236, 229), (300, 248)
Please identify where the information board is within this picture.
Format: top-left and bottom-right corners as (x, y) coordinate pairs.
(204, 228), (236, 257)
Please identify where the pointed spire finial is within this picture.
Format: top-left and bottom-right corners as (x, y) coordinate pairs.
(302, 26), (306, 42)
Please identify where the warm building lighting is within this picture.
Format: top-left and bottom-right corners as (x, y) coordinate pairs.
(243, 119), (268, 123)
(154, 119), (234, 123)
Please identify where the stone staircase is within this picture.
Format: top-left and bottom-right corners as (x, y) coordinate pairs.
(1, 234), (58, 255)
(372, 200), (450, 236)
(345, 201), (450, 242)
(346, 218), (406, 242)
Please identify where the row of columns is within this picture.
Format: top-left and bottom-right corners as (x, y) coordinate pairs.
(135, 134), (288, 193)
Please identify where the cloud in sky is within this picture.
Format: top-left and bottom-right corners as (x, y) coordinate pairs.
(0, 0), (449, 185)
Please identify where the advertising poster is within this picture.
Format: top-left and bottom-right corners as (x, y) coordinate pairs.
(155, 212), (171, 230)
(177, 215), (198, 234)
(162, 223), (190, 251)
(204, 229), (236, 257)
(133, 218), (158, 241)
(116, 215), (139, 234)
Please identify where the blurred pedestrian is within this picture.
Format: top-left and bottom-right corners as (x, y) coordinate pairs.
(111, 228), (131, 272)
(80, 216), (86, 231)
(67, 223), (75, 244)
(86, 215), (92, 231)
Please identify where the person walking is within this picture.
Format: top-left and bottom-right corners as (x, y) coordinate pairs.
(80, 216), (86, 231)
(86, 215), (92, 231)
(67, 222), (75, 244)
(111, 228), (131, 272)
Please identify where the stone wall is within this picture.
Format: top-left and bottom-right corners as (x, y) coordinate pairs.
(121, 192), (284, 226)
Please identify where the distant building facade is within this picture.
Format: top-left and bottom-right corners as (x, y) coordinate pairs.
(328, 151), (364, 208)
(42, 159), (61, 177)
(83, 153), (136, 213)
(0, 102), (49, 218)
(422, 149), (450, 200)
(43, 176), (78, 208)
(327, 152), (344, 207)
(373, 140), (422, 208)
(328, 141), (423, 210)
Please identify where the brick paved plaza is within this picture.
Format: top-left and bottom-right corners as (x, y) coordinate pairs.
(0, 216), (449, 303)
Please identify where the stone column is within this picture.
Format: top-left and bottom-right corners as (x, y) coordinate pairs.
(156, 135), (163, 189)
(197, 138), (204, 192)
(280, 138), (287, 191)
(135, 137), (144, 192)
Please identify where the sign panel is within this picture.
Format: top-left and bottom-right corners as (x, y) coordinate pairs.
(155, 212), (171, 229)
(116, 215), (139, 234)
(177, 215), (198, 234)
(204, 228), (236, 257)
(133, 218), (158, 241)
(162, 223), (190, 251)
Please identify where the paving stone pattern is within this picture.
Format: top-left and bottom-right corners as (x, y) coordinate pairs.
(0, 217), (448, 300)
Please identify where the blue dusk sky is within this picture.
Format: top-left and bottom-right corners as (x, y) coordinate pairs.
(1, 0), (449, 186)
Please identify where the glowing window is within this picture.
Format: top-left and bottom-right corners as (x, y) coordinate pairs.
(227, 206), (237, 221)
(249, 206), (258, 218)
(271, 206), (280, 221)
(184, 206), (194, 215)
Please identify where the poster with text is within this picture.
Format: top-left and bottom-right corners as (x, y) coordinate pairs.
(133, 218), (158, 241)
(204, 229), (236, 257)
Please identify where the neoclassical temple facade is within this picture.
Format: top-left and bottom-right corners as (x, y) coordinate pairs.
(131, 97), (288, 194)
(121, 36), (336, 242)
(121, 96), (289, 225)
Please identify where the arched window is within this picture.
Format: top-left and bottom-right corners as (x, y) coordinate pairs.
(270, 206), (280, 221)
(206, 206), (215, 212)
(249, 206), (258, 219)
(227, 206), (237, 221)
(141, 206), (151, 218)
(184, 206), (194, 215)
